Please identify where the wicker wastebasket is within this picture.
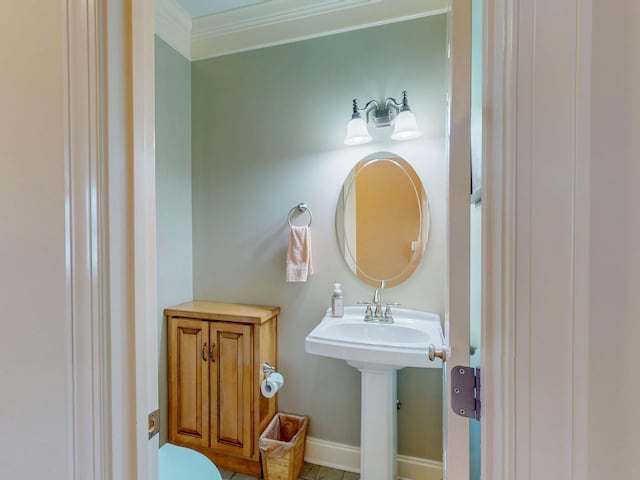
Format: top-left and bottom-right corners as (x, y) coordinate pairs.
(259, 413), (309, 480)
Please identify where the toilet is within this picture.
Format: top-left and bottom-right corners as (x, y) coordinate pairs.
(159, 443), (222, 480)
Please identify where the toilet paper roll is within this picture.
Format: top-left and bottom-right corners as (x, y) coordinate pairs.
(260, 373), (284, 398)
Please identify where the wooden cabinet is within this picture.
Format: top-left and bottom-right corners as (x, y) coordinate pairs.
(170, 318), (210, 448)
(166, 301), (279, 478)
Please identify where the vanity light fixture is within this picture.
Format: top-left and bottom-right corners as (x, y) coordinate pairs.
(344, 91), (421, 145)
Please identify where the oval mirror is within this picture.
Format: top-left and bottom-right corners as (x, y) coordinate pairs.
(335, 152), (430, 288)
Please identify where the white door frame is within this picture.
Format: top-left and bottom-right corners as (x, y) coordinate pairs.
(131, 0), (160, 476)
(65, 0), (158, 479)
(107, 0), (161, 478)
(480, 0), (518, 478)
(65, 0), (593, 478)
(65, 1), (109, 477)
(481, 1), (591, 479)
(481, 2), (532, 478)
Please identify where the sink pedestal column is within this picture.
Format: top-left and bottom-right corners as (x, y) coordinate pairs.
(349, 362), (398, 480)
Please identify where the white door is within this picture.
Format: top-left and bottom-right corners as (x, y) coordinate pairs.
(441, 1), (473, 479)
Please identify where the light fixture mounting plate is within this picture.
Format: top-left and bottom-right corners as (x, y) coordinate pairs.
(367, 107), (396, 128)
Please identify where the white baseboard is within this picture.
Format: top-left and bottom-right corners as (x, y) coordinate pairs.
(396, 453), (443, 480)
(304, 436), (443, 480)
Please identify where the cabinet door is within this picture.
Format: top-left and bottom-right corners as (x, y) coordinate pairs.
(168, 317), (210, 448)
(210, 322), (253, 457)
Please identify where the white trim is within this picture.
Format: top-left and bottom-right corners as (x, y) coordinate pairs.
(481, 1), (593, 479)
(396, 455), (444, 480)
(103, 0), (158, 478)
(481, 1), (518, 479)
(176, 0), (268, 18)
(304, 437), (360, 473)
(193, 0), (378, 36)
(153, 0), (449, 61)
(190, 0), (447, 60)
(155, 0), (192, 59)
(104, 0), (135, 477)
(132, 0), (160, 477)
(104, 0), (139, 476)
(304, 437), (443, 480)
(65, 0), (107, 478)
(514, 0), (586, 475)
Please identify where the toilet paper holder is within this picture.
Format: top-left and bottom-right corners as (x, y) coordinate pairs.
(260, 362), (284, 399)
(262, 362), (276, 378)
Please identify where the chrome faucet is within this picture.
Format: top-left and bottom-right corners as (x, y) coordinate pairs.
(362, 281), (396, 323)
(373, 287), (382, 317)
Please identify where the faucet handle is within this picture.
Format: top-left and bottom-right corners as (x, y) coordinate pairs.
(384, 303), (400, 318)
(357, 301), (374, 321)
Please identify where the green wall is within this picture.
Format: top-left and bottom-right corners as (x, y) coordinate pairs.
(155, 36), (193, 445)
(190, 15), (447, 460)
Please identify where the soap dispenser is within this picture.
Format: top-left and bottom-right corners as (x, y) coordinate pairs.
(331, 283), (344, 317)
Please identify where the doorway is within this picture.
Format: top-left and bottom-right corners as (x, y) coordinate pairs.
(149, 0), (490, 480)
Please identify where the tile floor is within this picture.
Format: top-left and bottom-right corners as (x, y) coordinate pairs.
(219, 462), (360, 480)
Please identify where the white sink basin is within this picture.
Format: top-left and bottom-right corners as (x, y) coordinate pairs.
(305, 306), (444, 478)
(305, 306), (443, 369)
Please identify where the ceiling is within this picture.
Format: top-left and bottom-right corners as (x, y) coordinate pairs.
(156, 0), (448, 60)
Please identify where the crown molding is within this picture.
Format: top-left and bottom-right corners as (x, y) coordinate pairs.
(191, 0), (447, 60)
(154, 0), (447, 61)
(192, 0), (376, 38)
(155, 0), (192, 59)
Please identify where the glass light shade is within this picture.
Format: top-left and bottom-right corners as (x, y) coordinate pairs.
(391, 110), (421, 140)
(344, 117), (372, 145)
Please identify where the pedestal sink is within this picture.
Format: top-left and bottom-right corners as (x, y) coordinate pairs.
(305, 306), (443, 480)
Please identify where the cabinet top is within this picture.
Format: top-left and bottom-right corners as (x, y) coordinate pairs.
(164, 301), (280, 324)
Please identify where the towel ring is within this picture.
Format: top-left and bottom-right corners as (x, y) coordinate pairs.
(287, 203), (312, 227)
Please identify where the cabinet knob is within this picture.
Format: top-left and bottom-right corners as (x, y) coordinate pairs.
(201, 342), (208, 362)
(209, 343), (216, 362)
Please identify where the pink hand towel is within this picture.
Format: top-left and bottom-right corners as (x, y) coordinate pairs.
(286, 225), (314, 282)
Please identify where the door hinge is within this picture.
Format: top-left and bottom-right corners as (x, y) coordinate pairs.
(451, 366), (481, 420)
(148, 409), (160, 439)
